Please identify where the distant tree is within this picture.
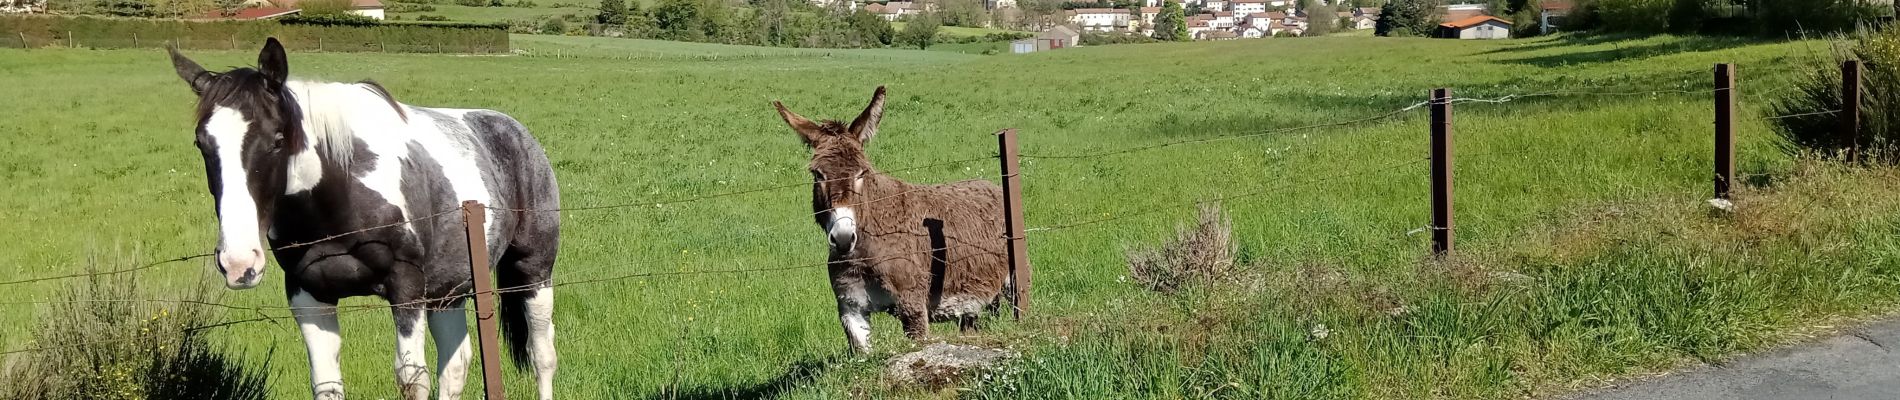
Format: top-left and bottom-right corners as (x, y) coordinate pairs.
(847, 9), (897, 46)
(1374, 0), (1439, 36)
(1304, 4), (1333, 34)
(1153, 0), (1188, 40)
(596, 0), (628, 24)
(652, 0), (707, 40)
(940, 0), (990, 26)
(899, 12), (942, 48)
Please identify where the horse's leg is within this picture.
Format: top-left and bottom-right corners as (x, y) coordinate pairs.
(391, 307), (431, 400)
(428, 305), (473, 400)
(520, 286), (558, 400)
(290, 291), (346, 400)
(832, 273), (874, 354)
(959, 315), (979, 334)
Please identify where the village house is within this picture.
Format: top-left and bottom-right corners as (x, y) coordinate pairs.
(1212, 11), (1236, 28)
(1203, 0), (1228, 11)
(1244, 12), (1275, 28)
(1440, 3), (1488, 23)
(1186, 18), (1215, 38)
(1200, 30), (1240, 40)
(1022, 25), (1078, 51)
(1231, 0), (1267, 15)
(1071, 8), (1133, 32)
(1240, 25), (1267, 37)
(1540, 0), (1573, 34)
(228, 0), (384, 19)
(1139, 6), (1161, 34)
(1436, 15), (1510, 39)
(1349, 14), (1376, 29)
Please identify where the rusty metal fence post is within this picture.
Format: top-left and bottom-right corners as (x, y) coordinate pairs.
(1715, 63), (1736, 200)
(996, 129), (1030, 321)
(1842, 60), (1862, 163)
(1430, 88), (1454, 257)
(460, 201), (506, 400)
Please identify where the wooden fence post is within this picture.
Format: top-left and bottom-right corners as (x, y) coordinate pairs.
(460, 201), (507, 400)
(66, 31), (72, 48)
(1430, 88), (1454, 257)
(1842, 59), (1862, 163)
(996, 129), (1030, 321)
(17, 32), (26, 48)
(133, 32), (138, 47)
(1715, 63), (1735, 200)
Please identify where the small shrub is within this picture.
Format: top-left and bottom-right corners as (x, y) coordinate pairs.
(1125, 203), (1241, 294)
(1769, 28), (1900, 162)
(387, 2), (436, 12)
(280, 13), (381, 26)
(0, 260), (269, 400)
(416, 14), (450, 20)
(540, 16), (567, 34)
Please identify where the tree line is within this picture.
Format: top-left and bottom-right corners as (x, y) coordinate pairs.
(587, 0), (1029, 49)
(1375, 0), (1893, 38)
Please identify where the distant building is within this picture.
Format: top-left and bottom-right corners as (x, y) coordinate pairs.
(1203, 0), (1227, 10)
(1540, 0), (1573, 34)
(250, 0), (385, 19)
(1439, 3), (1488, 23)
(1011, 39), (1037, 53)
(1071, 8), (1133, 32)
(199, 6), (301, 19)
(1349, 14), (1376, 29)
(1231, 0), (1267, 15)
(1037, 25), (1079, 50)
(1436, 15), (1510, 39)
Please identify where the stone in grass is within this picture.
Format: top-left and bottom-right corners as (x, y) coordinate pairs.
(885, 343), (1019, 390)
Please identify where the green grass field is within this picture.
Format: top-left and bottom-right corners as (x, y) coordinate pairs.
(4, 33), (1900, 399)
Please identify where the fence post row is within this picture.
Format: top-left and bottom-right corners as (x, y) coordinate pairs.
(1430, 88), (1455, 257)
(460, 201), (507, 400)
(996, 129), (1030, 321)
(1842, 60), (1862, 163)
(1714, 63), (1736, 200)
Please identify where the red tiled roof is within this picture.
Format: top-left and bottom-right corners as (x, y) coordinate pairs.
(1439, 15), (1510, 28)
(201, 7), (300, 19)
(1140, 6), (1160, 13)
(1442, 9), (1485, 23)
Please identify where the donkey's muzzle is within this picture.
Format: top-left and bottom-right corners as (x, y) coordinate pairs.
(827, 208), (859, 254)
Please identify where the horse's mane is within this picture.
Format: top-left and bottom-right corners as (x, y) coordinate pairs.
(286, 80), (409, 167)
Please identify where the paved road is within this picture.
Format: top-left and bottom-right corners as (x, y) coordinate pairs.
(1573, 318), (1900, 400)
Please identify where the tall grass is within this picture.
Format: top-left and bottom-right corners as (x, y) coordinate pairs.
(0, 256), (270, 400)
(1771, 28), (1900, 162)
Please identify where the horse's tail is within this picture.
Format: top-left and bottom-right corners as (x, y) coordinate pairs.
(497, 265), (536, 371)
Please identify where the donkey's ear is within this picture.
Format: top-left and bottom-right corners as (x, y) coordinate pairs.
(257, 37), (289, 87)
(774, 100), (826, 147)
(167, 45), (210, 95)
(847, 86), (886, 144)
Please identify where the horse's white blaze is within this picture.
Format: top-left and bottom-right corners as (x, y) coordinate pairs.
(207, 106), (266, 288)
(394, 312), (431, 399)
(429, 309), (472, 400)
(290, 291), (345, 399)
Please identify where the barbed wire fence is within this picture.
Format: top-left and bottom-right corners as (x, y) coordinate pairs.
(0, 61), (1871, 395)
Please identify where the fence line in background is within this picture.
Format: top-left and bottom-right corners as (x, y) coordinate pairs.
(6, 61), (1882, 372)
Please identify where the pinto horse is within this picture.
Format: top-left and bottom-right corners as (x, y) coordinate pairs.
(773, 86), (1015, 353)
(168, 39), (561, 400)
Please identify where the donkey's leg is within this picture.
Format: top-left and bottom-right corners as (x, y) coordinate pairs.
(391, 307), (431, 400)
(895, 302), (929, 340)
(429, 305), (473, 400)
(291, 291), (346, 400)
(833, 275), (874, 354)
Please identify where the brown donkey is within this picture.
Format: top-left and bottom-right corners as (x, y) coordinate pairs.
(774, 86), (1015, 353)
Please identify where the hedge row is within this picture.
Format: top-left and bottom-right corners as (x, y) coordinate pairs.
(0, 15), (508, 53)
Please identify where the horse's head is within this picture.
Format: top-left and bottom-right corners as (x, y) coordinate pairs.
(167, 38), (303, 290)
(773, 86), (886, 254)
